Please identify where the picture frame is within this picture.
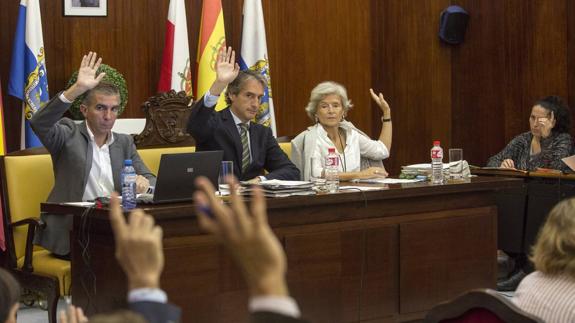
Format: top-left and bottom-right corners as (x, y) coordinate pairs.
(63, 0), (107, 17)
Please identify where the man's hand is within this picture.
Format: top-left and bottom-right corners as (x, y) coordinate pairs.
(245, 177), (262, 184)
(109, 192), (164, 290)
(500, 159), (515, 169)
(193, 176), (288, 297)
(135, 175), (150, 194)
(369, 88), (391, 118)
(58, 305), (88, 323)
(64, 52), (106, 101)
(209, 47), (240, 96)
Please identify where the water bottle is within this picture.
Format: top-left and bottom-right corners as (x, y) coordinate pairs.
(122, 159), (137, 210)
(431, 140), (444, 184)
(325, 148), (339, 193)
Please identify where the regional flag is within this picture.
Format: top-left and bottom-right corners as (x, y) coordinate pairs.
(8, 0), (49, 149)
(158, 0), (193, 96)
(196, 0), (227, 109)
(240, 0), (276, 136)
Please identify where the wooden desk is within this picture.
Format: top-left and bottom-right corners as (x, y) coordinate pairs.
(42, 177), (521, 323)
(472, 169), (575, 253)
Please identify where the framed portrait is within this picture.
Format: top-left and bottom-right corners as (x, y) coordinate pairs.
(64, 0), (107, 17)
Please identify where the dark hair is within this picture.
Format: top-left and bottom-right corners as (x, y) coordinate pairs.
(0, 269), (20, 322)
(225, 70), (266, 105)
(82, 81), (120, 107)
(535, 96), (571, 134)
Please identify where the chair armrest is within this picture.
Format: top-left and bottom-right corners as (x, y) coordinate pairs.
(10, 217), (43, 272)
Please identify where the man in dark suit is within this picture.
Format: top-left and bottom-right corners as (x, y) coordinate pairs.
(187, 47), (299, 183)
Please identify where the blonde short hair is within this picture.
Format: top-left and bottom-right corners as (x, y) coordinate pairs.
(304, 81), (353, 121)
(530, 197), (575, 277)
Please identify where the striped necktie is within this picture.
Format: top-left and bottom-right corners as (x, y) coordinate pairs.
(239, 123), (250, 172)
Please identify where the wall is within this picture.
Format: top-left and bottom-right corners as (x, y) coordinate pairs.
(1, 0), (574, 174)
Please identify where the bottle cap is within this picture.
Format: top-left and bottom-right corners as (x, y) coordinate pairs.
(328, 147), (336, 153)
(124, 159), (133, 166)
(433, 140), (440, 146)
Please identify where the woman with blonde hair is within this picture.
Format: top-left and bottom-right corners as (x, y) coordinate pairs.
(513, 197), (575, 321)
(291, 82), (392, 181)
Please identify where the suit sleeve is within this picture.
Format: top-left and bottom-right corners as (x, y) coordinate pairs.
(30, 92), (76, 152)
(129, 301), (181, 323)
(187, 96), (218, 145)
(263, 128), (301, 181)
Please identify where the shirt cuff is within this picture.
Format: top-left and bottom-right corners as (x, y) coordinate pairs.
(128, 288), (168, 304)
(203, 90), (220, 107)
(249, 296), (301, 318)
(59, 92), (73, 103)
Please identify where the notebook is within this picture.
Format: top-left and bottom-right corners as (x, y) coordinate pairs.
(138, 151), (223, 204)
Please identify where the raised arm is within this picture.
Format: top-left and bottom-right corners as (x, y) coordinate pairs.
(370, 89), (392, 151)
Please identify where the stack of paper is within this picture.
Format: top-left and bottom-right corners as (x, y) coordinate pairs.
(241, 179), (316, 197)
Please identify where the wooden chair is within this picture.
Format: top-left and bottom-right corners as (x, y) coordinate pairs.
(0, 148), (71, 323)
(424, 289), (544, 323)
(134, 90), (196, 148)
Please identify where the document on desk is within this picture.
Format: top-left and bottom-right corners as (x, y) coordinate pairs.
(351, 178), (426, 184)
(339, 186), (386, 191)
(63, 202), (95, 207)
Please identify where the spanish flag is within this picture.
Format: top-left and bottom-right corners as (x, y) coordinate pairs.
(195, 0), (227, 110)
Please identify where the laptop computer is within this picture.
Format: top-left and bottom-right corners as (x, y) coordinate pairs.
(139, 151), (223, 204)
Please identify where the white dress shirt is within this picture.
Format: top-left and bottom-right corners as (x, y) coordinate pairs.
(59, 93), (115, 201)
(311, 123), (389, 173)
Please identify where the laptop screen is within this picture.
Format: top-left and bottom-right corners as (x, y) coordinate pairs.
(151, 150), (223, 203)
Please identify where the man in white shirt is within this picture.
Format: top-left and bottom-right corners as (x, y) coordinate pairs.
(30, 52), (155, 257)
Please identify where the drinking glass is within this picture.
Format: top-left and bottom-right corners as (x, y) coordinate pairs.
(449, 149), (464, 180)
(310, 157), (326, 191)
(219, 161), (234, 193)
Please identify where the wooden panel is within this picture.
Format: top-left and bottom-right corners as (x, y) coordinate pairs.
(373, 0), (452, 175)
(452, 0), (569, 167)
(284, 225), (398, 323)
(399, 207), (497, 314)
(263, 0), (372, 138)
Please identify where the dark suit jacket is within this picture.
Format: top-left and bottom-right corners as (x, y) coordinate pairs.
(187, 96), (299, 181)
(130, 301), (181, 323)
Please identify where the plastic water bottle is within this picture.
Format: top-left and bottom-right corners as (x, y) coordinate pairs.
(122, 159), (137, 210)
(431, 140), (444, 184)
(325, 148), (339, 193)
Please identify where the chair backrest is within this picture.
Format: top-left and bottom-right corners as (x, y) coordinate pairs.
(1, 151), (54, 262)
(424, 289), (544, 323)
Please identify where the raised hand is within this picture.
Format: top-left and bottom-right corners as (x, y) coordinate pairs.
(109, 192), (164, 290)
(76, 52), (106, 91)
(216, 46), (240, 86)
(193, 176), (288, 297)
(370, 88), (391, 117)
(58, 305), (88, 323)
(64, 52), (106, 101)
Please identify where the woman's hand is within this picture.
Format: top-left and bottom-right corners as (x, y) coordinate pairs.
(370, 88), (391, 117)
(360, 167), (388, 179)
(537, 111), (555, 139)
(500, 159), (515, 169)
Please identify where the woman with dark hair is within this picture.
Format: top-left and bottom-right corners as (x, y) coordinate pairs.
(490, 96), (574, 292)
(0, 269), (20, 323)
(487, 96), (573, 171)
